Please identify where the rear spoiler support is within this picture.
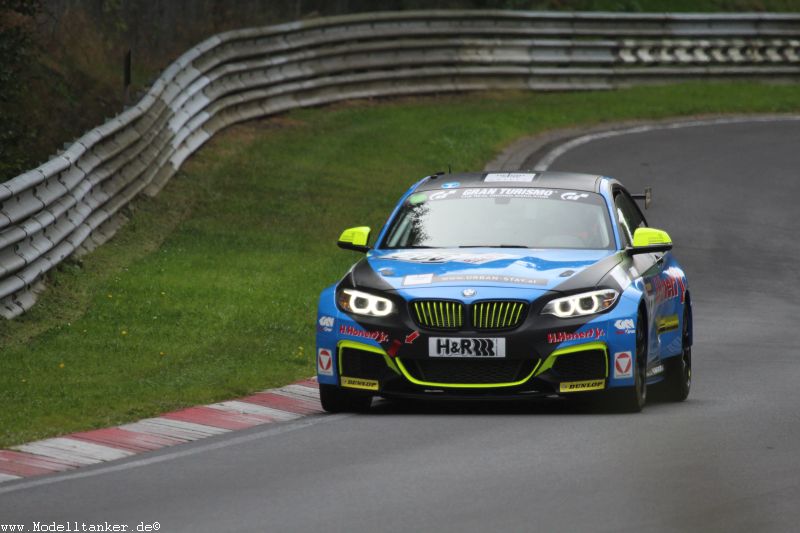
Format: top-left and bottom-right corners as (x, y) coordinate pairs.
(631, 187), (652, 209)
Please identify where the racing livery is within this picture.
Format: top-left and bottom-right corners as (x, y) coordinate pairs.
(316, 171), (692, 413)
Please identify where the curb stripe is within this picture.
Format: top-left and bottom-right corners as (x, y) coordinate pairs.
(0, 450), (76, 475)
(207, 401), (301, 421)
(14, 438), (134, 465)
(69, 428), (184, 453)
(121, 418), (229, 441)
(277, 384), (321, 400)
(242, 392), (323, 415)
(161, 406), (273, 430)
(0, 377), (321, 484)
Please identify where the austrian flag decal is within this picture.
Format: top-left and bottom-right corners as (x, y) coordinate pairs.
(317, 348), (333, 376)
(614, 351), (633, 379)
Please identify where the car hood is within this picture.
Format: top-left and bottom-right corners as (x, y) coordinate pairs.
(364, 248), (621, 292)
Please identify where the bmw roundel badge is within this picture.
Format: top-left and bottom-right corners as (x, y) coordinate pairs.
(462, 289), (476, 297)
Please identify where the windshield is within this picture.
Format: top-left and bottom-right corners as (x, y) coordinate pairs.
(382, 187), (614, 250)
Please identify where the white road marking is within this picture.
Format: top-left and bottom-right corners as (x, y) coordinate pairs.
(0, 473), (21, 482)
(534, 115), (800, 170)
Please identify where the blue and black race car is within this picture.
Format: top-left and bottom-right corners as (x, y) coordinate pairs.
(316, 171), (691, 413)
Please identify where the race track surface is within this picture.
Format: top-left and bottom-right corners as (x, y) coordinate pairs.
(2, 118), (799, 532)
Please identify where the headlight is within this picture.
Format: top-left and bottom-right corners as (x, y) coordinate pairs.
(541, 289), (619, 318)
(337, 289), (394, 317)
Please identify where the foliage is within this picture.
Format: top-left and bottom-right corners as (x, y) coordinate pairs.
(0, 0), (41, 178)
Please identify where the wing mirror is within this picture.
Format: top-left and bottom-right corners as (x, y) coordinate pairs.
(337, 226), (371, 253)
(628, 227), (673, 255)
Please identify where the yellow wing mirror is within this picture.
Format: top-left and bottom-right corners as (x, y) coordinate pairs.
(629, 227), (673, 255)
(338, 226), (371, 253)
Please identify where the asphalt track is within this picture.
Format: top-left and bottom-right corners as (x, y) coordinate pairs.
(2, 117), (800, 532)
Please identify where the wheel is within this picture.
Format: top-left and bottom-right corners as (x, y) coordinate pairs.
(660, 304), (692, 402)
(319, 384), (372, 413)
(603, 308), (648, 413)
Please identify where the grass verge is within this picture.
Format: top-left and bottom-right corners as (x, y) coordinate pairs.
(1, 82), (799, 447)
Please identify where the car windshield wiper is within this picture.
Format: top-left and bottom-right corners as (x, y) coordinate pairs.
(458, 244), (529, 248)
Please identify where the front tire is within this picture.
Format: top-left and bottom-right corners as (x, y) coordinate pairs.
(319, 384), (372, 413)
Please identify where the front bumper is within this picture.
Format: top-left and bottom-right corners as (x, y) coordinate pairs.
(316, 285), (639, 398)
(332, 338), (608, 398)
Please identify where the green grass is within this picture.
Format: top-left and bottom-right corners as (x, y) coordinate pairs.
(2, 82), (800, 447)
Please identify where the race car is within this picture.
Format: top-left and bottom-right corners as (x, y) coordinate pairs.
(316, 171), (692, 413)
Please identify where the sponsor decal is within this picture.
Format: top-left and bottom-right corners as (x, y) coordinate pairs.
(441, 181), (460, 189)
(429, 337), (506, 357)
(383, 251), (516, 264)
(339, 324), (389, 344)
(429, 190), (458, 201)
(317, 348), (333, 376)
(484, 172), (537, 183)
(386, 339), (403, 357)
(613, 351), (633, 379)
(402, 273), (434, 286)
(426, 188), (555, 201)
(651, 268), (686, 303)
(442, 274), (546, 285)
(399, 273), (547, 286)
(559, 379), (605, 393)
(614, 318), (635, 335)
(657, 314), (680, 334)
(561, 192), (590, 201)
(318, 315), (335, 332)
(646, 363), (664, 377)
(461, 187), (554, 199)
(341, 376), (379, 391)
(547, 328), (605, 344)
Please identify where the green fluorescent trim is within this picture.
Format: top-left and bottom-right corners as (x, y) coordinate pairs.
(338, 226), (371, 247)
(337, 340), (399, 376)
(535, 341), (609, 378)
(516, 302), (523, 324)
(395, 358), (541, 389)
(632, 227), (672, 247)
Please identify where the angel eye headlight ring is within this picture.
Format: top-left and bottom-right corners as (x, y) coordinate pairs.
(541, 289), (619, 318)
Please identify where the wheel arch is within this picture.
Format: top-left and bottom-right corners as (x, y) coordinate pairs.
(684, 290), (693, 347)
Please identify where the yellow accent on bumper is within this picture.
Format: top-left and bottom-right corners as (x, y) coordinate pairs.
(536, 341), (609, 378)
(341, 376), (379, 391)
(559, 379), (605, 393)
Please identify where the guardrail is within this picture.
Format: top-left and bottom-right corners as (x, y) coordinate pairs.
(1, 10), (799, 317)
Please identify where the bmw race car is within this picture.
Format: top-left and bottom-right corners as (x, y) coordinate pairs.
(316, 171), (692, 413)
